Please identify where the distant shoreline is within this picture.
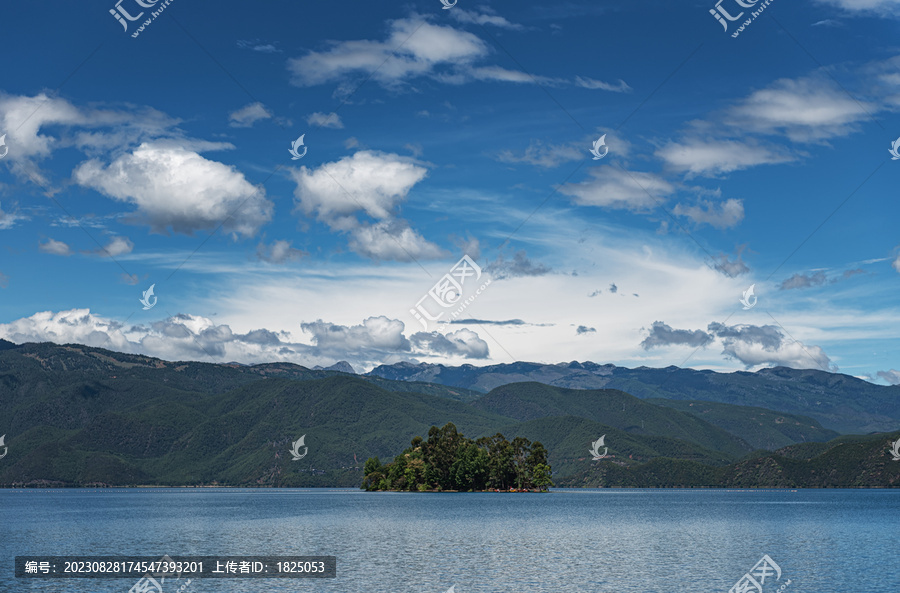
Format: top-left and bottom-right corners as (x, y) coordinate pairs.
(2, 484), (897, 490)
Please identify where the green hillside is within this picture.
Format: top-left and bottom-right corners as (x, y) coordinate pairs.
(556, 431), (900, 488)
(1, 340), (891, 489)
(0, 375), (513, 487)
(472, 382), (753, 459)
(484, 415), (737, 480)
(646, 398), (840, 450)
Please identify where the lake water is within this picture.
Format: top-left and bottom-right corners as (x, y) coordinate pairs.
(1, 488), (897, 592)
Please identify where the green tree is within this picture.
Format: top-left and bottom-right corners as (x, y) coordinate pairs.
(361, 427), (552, 492)
(477, 434), (516, 490)
(361, 456), (383, 491)
(450, 442), (488, 491)
(525, 441), (549, 489)
(511, 436), (532, 488)
(423, 423), (463, 490)
(531, 463), (553, 491)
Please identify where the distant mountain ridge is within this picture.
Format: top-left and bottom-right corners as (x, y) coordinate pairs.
(0, 341), (895, 488)
(313, 361), (356, 374)
(367, 361), (900, 434)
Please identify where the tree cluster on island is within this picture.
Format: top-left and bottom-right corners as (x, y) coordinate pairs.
(362, 423), (553, 492)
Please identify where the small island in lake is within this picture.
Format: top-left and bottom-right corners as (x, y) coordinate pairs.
(362, 423), (553, 492)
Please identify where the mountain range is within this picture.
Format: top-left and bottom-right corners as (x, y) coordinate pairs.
(366, 360), (900, 434)
(0, 340), (897, 488)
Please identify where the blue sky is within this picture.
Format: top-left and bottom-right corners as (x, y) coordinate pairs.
(0, 0), (897, 381)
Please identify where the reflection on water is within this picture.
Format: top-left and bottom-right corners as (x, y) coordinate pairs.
(1, 488), (897, 593)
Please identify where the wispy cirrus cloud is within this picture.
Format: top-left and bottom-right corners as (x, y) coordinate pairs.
(574, 76), (632, 93)
(228, 102), (272, 128)
(673, 198), (744, 229)
(657, 72), (877, 179)
(0, 201), (25, 229)
(256, 240), (308, 264)
(287, 17), (635, 92)
(814, 0), (900, 16)
(288, 19), (488, 88)
(559, 167), (674, 211)
(450, 8), (525, 30)
(306, 112), (344, 129)
(237, 39), (282, 53)
(726, 76), (873, 142)
(656, 138), (796, 177)
(496, 140), (583, 168)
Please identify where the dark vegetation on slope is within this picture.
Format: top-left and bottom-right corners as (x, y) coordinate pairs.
(368, 360), (900, 433)
(0, 341), (896, 488)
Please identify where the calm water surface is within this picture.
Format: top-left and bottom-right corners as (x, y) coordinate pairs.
(1, 488), (897, 592)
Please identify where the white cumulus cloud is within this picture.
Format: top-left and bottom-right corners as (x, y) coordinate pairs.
(291, 151), (443, 261)
(74, 142), (273, 238)
(39, 238), (72, 256)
